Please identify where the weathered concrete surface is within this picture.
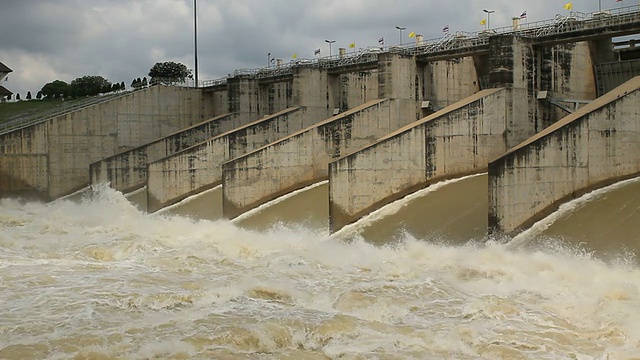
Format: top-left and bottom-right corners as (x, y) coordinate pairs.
(488, 77), (640, 235)
(488, 36), (597, 147)
(378, 53), (422, 125)
(329, 88), (507, 232)
(147, 107), (328, 212)
(222, 99), (412, 219)
(0, 86), (204, 200)
(423, 57), (481, 109)
(329, 71), (379, 112)
(203, 84), (227, 117)
(259, 78), (294, 115)
(89, 113), (232, 193)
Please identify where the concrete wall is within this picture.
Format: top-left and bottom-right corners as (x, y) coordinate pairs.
(292, 66), (336, 121)
(487, 36), (598, 149)
(423, 57), (481, 109)
(330, 70), (379, 112)
(378, 53), (421, 123)
(488, 77), (640, 235)
(90, 113), (233, 193)
(538, 41), (597, 128)
(259, 80), (294, 115)
(146, 107), (329, 212)
(0, 86), (204, 199)
(203, 85), (228, 117)
(329, 88), (507, 232)
(222, 99), (407, 219)
(227, 76), (261, 119)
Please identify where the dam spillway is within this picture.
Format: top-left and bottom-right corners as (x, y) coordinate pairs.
(1, 8), (640, 239)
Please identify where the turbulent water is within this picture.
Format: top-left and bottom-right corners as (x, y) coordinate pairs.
(2, 180), (640, 359)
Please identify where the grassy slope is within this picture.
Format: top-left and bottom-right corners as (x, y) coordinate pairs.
(0, 98), (84, 125)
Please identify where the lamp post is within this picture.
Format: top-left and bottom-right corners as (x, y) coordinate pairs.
(193, 0), (198, 87)
(395, 26), (406, 45)
(483, 9), (495, 30)
(325, 39), (336, 57)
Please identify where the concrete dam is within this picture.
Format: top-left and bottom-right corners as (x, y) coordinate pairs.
(2, 8), (640, 237)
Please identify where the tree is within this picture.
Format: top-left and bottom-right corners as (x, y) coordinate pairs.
(36, 91), (42, 100)
(148, 61), (192, 85)
(120, 81), (125, 90)
(70, 75), (111, 97)
(41, 80), (69, 98)
(16, 93), (20, 101)
(26, 91), (32, 100)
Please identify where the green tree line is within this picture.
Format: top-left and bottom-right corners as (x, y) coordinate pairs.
(10, 61), (193, 101)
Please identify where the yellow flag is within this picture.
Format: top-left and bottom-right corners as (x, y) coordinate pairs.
(292, 53), (297, 59)
(564, 2), (572, 10)
(349, 42), (355, 48)
(480, 18), (487, 25)
(408, 31), (416, 38)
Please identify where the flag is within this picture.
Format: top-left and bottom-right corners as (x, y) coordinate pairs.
(480, 18), (487, 25)
(270, 58), (275, 63)
(520, 11), (527, 19)
(314, 48), (320, 55)
(616, 0), (622, 2)
(292, 53), (297, 59)
(349, 42), (356, 49)
(408, 31), (415, 38)
(564, 2), (572, 10)
(442, 25), (449, 32)
(378, 37), (384, 45)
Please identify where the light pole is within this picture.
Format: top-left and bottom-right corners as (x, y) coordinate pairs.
(193, 0), (198, 87)
(325, 39), (335, 57)
(395, 26), (406, 45)
(483, 9), (495, 30)
(599, 0), (601, 11)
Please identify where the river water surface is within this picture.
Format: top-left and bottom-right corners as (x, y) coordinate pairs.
(1, 177), (640, 359)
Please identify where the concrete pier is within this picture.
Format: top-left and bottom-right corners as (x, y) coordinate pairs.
(0, 86), (204, 199)
(146, 107), (325, 212)
(222, 99), (398, 219)
(329, 88), (507, 232)
(89, 113), (234, 194)
(489, 77), (640, 235)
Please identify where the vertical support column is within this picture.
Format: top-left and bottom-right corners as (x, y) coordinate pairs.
(377, 52), (421, 128)
(292, 66), (333, 121)
(488, 35), (538, 148)
(227, 75), (260, 125)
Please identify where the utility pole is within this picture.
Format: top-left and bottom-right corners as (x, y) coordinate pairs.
(194, 0), (199, 87)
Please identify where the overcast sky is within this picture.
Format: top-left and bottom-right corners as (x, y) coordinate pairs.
(0, 0), (630, 96)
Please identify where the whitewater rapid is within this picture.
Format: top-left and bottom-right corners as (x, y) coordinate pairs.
(1, 184), (639, 359)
